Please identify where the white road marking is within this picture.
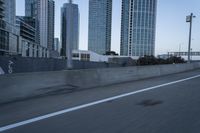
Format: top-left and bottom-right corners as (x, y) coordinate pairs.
(0, 74), (200, 132)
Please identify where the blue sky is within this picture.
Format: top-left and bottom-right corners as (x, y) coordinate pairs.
(16, 0), (200, 55)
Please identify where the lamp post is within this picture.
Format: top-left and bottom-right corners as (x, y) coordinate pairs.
(186, 13), (196, 63)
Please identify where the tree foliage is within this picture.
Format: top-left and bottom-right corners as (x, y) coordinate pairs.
(137, 55), (186, 66)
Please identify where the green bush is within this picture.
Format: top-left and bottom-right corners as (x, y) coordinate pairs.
(137, 55), (186, 66)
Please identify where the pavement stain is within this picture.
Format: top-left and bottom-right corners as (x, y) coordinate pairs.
(137, 99), (163, 107)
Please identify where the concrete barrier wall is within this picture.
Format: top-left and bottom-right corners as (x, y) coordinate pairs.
(0, 63), (200, 104)
(0, 56), (121, 74)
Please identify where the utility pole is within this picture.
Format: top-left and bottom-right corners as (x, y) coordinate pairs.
(186, 13), (195, 63)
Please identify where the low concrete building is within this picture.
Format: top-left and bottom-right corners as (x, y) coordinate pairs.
(72, 50), (108, 62)
(72, 50), (138, 66)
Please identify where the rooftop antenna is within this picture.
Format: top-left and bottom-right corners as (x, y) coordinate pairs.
(68, 0), (73, 3)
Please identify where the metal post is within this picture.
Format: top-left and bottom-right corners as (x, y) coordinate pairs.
(186, 13), (195, 63)
(67, 1), (73, 69)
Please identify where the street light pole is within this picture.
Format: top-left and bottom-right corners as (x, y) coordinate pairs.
(186, 13), (195, 63)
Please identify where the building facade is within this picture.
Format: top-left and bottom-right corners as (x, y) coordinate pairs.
(20, 38), (49, 58)
(48, 0), (55, 52)
(54, 38), (59, 52)
(16, 16), (49, 58)
(0, 0), (5, 55)
(4, 0), (16, 25)
(72, 50), (108, 62)
(60, 0), (79, 57)
(0, 0), (5, 19)
(88, 0), (112, 55)
(120, 0), (157, 57)
(16, 16), (36, 43)
(0, 0), (20, 56)
(0, 0), (48, 57)
(25, 0), (37, 17)
(25, 0), (55, 55)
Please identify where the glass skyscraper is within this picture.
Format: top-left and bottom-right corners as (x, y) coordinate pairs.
(25, 0), (55, 52)
(60, 0), (79, 57)
(25, 0), (37, 18)
(120, 0), (157, 57)
(48, 0), (55, 51)
(88, 0), (112, 55)
(4, 0), (16, 25)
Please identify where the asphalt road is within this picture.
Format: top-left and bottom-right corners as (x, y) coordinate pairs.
(1, 69), (200, 133)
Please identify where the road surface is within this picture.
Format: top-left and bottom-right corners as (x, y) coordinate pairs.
(1, 69), (200, 133)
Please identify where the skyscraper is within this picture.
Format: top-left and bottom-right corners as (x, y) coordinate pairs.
(48, 0), (55, 51)
(4, 0), (16, 25)
(88, 0), (112, 55)
(25, 0), (37, 17)
(25, 0), (55, 52)
(25, 0), (38, 43)
(61, 0), (79, 58)
(120, 0), (157, 57)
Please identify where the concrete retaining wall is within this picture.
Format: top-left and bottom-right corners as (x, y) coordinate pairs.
(0, 56), (121, 74)
(0, 63), (200, 104)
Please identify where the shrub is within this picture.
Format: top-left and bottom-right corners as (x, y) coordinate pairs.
(137, 55), (186, 66)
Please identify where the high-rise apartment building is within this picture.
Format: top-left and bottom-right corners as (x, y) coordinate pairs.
(88, 0), (112, 55)
(25, 0), (55, 52)
(16, 16), (36, 43)
(120, 0), (157, 57)
(61, 0), (79, 57)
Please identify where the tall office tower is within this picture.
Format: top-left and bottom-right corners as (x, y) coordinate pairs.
(88, 0), (112, 55)
(25, 0), (55, 51)
(25, 0), (38, 44)
(25, 0), (37, 17)
(61, 0), (79, 58)
(4, 0), (16, 25)
(120, 0), (157, 57)
(48, 0), (55, 51)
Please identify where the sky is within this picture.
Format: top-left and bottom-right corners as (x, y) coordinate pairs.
(16, 0), (200, 55)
